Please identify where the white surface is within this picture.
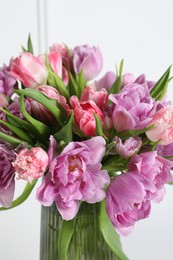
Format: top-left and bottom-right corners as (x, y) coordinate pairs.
(0, 0), (173, 259)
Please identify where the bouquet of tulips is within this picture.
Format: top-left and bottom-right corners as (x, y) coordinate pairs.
(0, 35), (173, 259)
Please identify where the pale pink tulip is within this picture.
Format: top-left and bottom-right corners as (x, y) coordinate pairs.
(13, 147), (49, 183)
(146, 105), (173, 145)
(10, 52), (48, 88)
(48, 52), (69, 85)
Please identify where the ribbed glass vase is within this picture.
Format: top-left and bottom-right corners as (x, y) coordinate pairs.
(40, 203), (118, 260)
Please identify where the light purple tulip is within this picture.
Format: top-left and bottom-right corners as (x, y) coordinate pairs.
(95, 71), (116, 91)
(109, 83), (158, 132)
(0, 64), (16, 97)
(115, 136), (142, 158)
(36, 136), (110, 220)
(106, 172), (155, 236)
(121, 73), (135, 87)
(0, 143), (16, 207)
(0, 98), (31, 135)
(73, 45), (103, 81)
(128, 151), (173, 202)
(157, 142), (173, 157)
(135, 74), (155, 91)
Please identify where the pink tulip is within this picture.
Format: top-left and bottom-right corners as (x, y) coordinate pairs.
(81, 84), (108, 111)
(13, 147), (49, 183)
(10, 52), (48, 87)
(49, 43), (72, 70)
(146, 105), (173, 145)
(70, 95), (103, 136)
(28, 85), (70, 124)
(48, 52), (69, 85)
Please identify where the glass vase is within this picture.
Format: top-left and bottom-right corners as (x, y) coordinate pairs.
(40, 202), (118, 260)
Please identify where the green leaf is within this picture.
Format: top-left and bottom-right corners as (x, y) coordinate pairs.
(54, 112), (74, 143)
(117, 125), (154, 140)
(68, 71), (78, 97)
(20, 94), (50, 138)
(119, 59), (124, 77)
(0, 180), (37, 211)
(94, 113), (108, 141)
(16, 88), (64, 127)
(99, 200), (129, 260)
(150, 66), (172, 100)
(109, 59), (124, 94)
(27, 33), (34, 54)
(21, 45), (27, 52)
(76, 70), (85, 98)
(45, 56), (69, 99)
(0, 119), (34, 144)
(102, 155), (128, 172)
(0, 107), (37, 132)
(0, 131), (22, 145)
(58, 218), (76, 260)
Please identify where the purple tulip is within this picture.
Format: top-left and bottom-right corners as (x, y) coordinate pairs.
(73, 45), (103, 81)
(0, 143), (16, 207)
(121, 73), (135, 87)
(0, 98), (31, 135)
(0, 64), (16, 97)
(106, 172), (155, 236)
(110, 83), (158, 132)
(135, 74), (155, 91)
(95, 71), (116, 91)
(115, 136), (142, 158)
(36, 136), (110, 220)
(157, 142), (173, 157)
(128, 151), (173, 202)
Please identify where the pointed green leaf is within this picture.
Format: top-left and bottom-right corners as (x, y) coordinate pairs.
(0, 131), (22, 145)
(150, 66), (171, 100)
(76, 70), (85, 98)
(0, 180), (37, 211)
(20, 94), (50, 138)
(16, 88), (64, 127)
(27, 33), (34, 54)
(0, 107), (37, 132)
(58, 218), (76, 260)
(68, 71), (78, 97)
(45, 55), (69, 99)
(119, 59), (124, 77)
(94, 113), (104, 136)
(0, 119), (34, 144)
(21, 45), (27, 52)
(102, 155), (128, 172)
(99, 200), (129, 260)
(54, 112), (74, 143)
(109, 59), (124, 94)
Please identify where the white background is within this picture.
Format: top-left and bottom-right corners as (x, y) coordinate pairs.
(0, 0), (173, 259)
